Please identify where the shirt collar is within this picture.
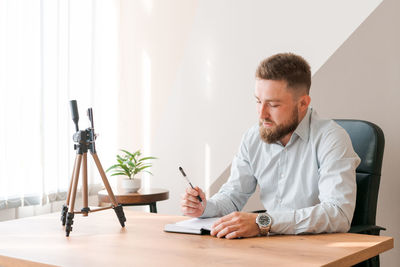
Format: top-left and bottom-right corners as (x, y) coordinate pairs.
(273, 106), (312, 147)
(293, 106), (312, 142)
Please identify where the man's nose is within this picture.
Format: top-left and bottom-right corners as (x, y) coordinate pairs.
(259, 103), (270, 119)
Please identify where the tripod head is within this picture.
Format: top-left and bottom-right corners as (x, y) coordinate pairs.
(69, 100), (97, 154)
(70, 100), (80, 132)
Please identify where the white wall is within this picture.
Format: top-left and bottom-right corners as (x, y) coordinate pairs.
(118, 0), (399, 265)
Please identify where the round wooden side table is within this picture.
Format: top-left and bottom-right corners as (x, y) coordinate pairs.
(98, 188), (169, 213)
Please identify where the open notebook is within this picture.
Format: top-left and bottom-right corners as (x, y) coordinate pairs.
(164, 217), (220, 235)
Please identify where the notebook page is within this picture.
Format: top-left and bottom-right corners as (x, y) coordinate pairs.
(175, 217), (220, 230)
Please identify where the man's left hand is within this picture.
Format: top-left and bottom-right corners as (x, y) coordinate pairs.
(210, 212), (260, 239)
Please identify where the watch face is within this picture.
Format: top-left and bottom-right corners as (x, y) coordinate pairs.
(258, 214), (271, 226)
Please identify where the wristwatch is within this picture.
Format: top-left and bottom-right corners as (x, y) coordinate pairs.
(256, 213), (272, 236)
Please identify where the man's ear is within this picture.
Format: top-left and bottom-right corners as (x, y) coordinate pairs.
(298, 95), (311, 111)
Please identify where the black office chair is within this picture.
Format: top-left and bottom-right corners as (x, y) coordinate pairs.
(335, 119), (385, 267)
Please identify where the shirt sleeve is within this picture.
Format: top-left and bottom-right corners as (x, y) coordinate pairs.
(201, 132), (258, 218)
(269, 127), (360, 234)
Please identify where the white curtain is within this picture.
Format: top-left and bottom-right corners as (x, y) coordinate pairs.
(0, 0), (120, 209)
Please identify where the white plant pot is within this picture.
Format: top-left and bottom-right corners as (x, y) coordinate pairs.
(121, 178), (141, 193)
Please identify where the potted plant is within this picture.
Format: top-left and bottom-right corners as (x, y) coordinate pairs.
(106, 149), (157, 193)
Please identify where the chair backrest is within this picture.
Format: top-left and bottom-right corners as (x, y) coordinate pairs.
(334, 120), (385, 226)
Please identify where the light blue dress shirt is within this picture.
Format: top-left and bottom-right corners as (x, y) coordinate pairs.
(201, 107), (361, 234)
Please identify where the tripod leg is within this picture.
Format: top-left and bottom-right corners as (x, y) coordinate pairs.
(65, 154), (83, 237)
(61, 154), (79, 226)
(91, 153), (118, 206)
(65, 212), (74, 237)
(91, 152), (126, 227)
(60, 205), (68, 226)
(66, 155), (79, 205)
(113, 204), (126, 227)
(81, 153), (90, 216)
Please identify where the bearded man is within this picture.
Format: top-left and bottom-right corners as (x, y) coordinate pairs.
(181, 53), (361, 239)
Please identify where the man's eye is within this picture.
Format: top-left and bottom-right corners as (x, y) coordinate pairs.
(256, 100), (261, 104)
(269, 103), (279, 108)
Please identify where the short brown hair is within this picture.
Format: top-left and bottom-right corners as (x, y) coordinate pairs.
(256, 53), (311, 94)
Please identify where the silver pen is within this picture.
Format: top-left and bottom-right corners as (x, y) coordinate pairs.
(179, 166), (202, 202)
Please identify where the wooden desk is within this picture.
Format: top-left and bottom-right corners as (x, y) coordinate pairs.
(98, 188), (169, 213)
(0, 210), (393, 267)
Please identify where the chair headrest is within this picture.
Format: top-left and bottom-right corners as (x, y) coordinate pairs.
(334, 120), (385, 175)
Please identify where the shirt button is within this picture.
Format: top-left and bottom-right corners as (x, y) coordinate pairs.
(281, 174), (284, 178)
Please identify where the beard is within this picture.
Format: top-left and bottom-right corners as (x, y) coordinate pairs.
(259, 107), (299, 144)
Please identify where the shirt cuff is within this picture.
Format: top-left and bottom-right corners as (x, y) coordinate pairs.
(268, 210), (295, 234)
(200, 200), (218, 218)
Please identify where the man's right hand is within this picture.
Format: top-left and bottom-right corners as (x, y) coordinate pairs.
(181, 186), (207, 217)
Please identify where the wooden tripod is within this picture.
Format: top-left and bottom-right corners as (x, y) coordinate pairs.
(61, 148), (126, 237)
(61, 103), (126, 237)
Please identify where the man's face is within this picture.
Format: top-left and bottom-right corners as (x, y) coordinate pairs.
(255, 79), (300, 144)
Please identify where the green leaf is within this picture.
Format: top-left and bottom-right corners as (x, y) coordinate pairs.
(137, 163), (151, 169)
(120, 149), (134, 157)
(116, 155), (124, 164)
(119, 164), (130, 175)
(138, 156), (157, 162)
(110, 172), (128, 177)
(120, 165), (129, 172)
(106, 164), (122, 172)
(136, 165), (152, 172)
(133, 150), (141, 163)
(127, 161), (136, 168)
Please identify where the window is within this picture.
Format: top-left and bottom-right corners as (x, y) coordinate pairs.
(0, 0), (120, 210)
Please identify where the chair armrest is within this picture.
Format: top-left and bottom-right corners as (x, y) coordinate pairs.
(252, 210), (267, 213)
(349, 225), (386, 235)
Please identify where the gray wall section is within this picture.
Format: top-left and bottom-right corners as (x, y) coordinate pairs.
(311, 0), (399, 265)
